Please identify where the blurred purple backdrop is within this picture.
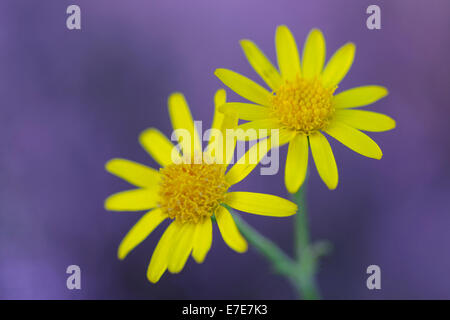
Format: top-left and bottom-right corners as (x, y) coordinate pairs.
(0, 0), (449, 299)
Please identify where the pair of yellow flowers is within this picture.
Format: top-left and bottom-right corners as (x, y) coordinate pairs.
(105, 26), (395, 283)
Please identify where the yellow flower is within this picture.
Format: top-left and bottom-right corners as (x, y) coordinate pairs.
(105, 89), (298, 283)
(215, 26), (396, 192)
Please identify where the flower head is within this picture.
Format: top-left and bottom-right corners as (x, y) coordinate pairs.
(105, 89), (298, 283)
(215, 26), (396, 192)
(158, 162), (229, 223)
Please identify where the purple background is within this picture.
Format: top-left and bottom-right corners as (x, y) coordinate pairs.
(1, 0), (449, 299)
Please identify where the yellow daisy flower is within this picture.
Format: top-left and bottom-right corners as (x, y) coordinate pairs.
(215, 26), (396, 192)
(105, 89), (298, 283)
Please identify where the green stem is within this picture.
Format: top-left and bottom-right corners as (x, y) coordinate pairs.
(292, 185), (321, 300)
(230, 183), (327, 300)
(231, 213), (296, 278)
(293, 186), (309, 259)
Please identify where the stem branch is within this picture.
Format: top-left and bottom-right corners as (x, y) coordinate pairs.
(230, 183), (326, 300)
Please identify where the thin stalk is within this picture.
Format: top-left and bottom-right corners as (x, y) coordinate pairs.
(231, 213), (296, 278)
(293, 186), (309, 259)
(230, 181), (327, 300)
(292, 184), (321, 300)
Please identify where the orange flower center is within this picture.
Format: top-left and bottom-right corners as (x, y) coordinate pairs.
(271, 75), (336, 134)
(158, 161), (229, 223)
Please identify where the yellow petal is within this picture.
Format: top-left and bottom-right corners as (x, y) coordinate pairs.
(225, 137), (271, 186)
(219, 110), (239, 166)
(322, 42), (356, 87)
(139, 128), (179, 167)
(324, 121), (383, 159)
(335, 109), (396, 132)
(168, 222), (196, 273)
(206, 91), (239, 165)
(275, 25), (301, 80)
(309, 132), (338, 190)
(215, 206), (247, 253)
(192, 218), (213, 263)
(302, 29), (326, 79)
(117, 208), (167, 260)
(224, 129), (294, 186)
(219, 103), (271, 121)
(210, 89), (227, 132)
(105, 188), (159, 211)
(235, 119), (280, 141)
(168, 92), (202, 157)
(105, 158), (160, 188)
(205, 126), (235, 166)
(276, 128), (297, 147)
(285, 134), (309, 194)
(240, 39), (282, 90)
(206, 89), (228, 161)
(224, 192), (298, 217)
(215, 68), (272, 106)
(147, 221), (179, 283)
(334, 86), (388, 109)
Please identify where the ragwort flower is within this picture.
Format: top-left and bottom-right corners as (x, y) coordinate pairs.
(105, 90), (298, 283)
(215, 26), (396, 192)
